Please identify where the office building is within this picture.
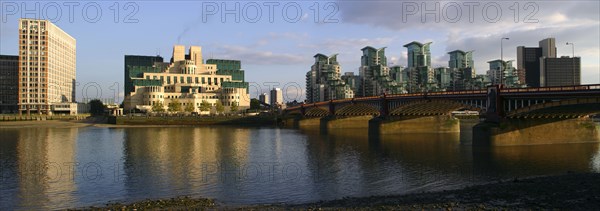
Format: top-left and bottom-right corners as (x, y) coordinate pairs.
(357, 46), (404, 97)
(270, 88), (284, 109)
(0, 55), (19, 113)
(18, 19), (77, 115)
(305, 53), (354, 103)
(206, 59), (249, 93)
(123, 45), (250, 113)
(540, 56), (580, 86)
(516, 38), (557, 87)
(124, 55), (164, 97)
(259, 93), (269, 104)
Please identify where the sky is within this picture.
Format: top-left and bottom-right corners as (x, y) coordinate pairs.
(1, 0), (599, 103)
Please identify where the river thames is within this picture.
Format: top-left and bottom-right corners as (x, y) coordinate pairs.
(1, 122), (599, 209)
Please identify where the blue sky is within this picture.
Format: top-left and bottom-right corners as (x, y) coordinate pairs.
(1, 0), (599, 103)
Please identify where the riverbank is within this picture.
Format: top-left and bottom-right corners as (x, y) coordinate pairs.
(74, 172), (600, 210)
(0, 115), (281, 128)
(114, 115), (279, 126)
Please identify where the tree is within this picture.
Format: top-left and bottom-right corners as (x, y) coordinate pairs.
(152, 102), (165, 112)
(250, 98), (260, 110)
(215, 100), (224, 114)
(200, 100), (211, 112)
(88, 99), (105, 116)
(230, 101), (238, 113)
(168, 99), (182, 112)
(185, 102), (195, 112)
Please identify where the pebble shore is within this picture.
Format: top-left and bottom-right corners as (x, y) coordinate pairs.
(72, 172), (600, 210)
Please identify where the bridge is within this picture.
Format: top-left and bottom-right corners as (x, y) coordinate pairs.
(283, 84), (600, 146)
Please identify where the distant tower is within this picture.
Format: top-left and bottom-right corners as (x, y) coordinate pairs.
(259, 93), (269, 104)
(270, 88), (284, 109)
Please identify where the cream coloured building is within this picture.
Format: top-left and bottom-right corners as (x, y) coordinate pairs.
(124, 45), (250, 114)
(18, 19), (77, 115)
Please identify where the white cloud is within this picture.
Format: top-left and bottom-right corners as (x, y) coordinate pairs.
(212, 45), (308, 65)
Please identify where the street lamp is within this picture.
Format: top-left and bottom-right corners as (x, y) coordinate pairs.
(566, 42), (574, 57)
(566, 42), (576, 85)
(500, 37), (509, 87)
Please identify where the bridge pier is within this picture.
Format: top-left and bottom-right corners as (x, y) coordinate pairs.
(281, 115), (322, 130)
(369, 115), (460, 134)
(320, 115), (373, 133)
(473, 117), (600, 146)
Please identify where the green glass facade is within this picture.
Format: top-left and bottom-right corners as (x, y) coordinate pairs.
(206, 59), (245, 81)
(124, 55), (164, 96)
(206, 59), (248, 92)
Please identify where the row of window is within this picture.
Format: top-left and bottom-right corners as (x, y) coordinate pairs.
(145, 75), (230, 85)
(20, 99), (46, 103)
(149, 101), (238, 106)
(148, 94), (240, 100)
(21, 72), (46, 76)
(21, 56), (46, 61)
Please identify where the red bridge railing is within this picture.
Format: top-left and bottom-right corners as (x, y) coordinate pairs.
(285, 84), (600, 111)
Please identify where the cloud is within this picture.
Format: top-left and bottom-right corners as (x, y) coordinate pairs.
(335, 0), (599, 79)
(212, 45), (307, 65)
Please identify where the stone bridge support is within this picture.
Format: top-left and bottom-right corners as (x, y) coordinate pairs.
(320, 115), (374, 133)
(473, 117), (600, 146)
(369, 115), (460, 135)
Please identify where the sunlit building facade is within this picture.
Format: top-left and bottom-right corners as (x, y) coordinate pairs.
(123, 45), (250, 113)
(447, 50), (475, 90)
(357, 46), (404, 97)
(403, 42), (435, 93)
(18, 19), (77, 115)
(306, 54), (354, 103)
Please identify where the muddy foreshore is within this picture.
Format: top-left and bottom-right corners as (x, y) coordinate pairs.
(71, 172), (600, 210)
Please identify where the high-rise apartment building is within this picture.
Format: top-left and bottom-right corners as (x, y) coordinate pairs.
(123, 45), (250, 113)
(18, 19), (77, 115)
(0, 55), (19, 113)
(341, 72), (361, 97)
(447, 50), (475, 90)
(305, 54), (354, 103)
(357, 46), (403, 97)
(487, 59), (519, 86)
(403, 41), (435, 93)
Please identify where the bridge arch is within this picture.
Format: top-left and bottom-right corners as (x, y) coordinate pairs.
(304, 107), (329, 117)
(506, 97), (600, 118)
(389, 99), (480, 116)
(335, 104), (380, 116)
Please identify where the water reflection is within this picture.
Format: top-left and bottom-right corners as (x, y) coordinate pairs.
(1, 125), (599, 209)
(0, 128), (78, 209)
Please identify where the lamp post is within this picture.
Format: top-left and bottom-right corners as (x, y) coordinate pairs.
(566, 42), (576, 85)
(500, 37), (509, 87)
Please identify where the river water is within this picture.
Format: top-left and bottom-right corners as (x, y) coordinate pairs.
(1, 121), (599, 209)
